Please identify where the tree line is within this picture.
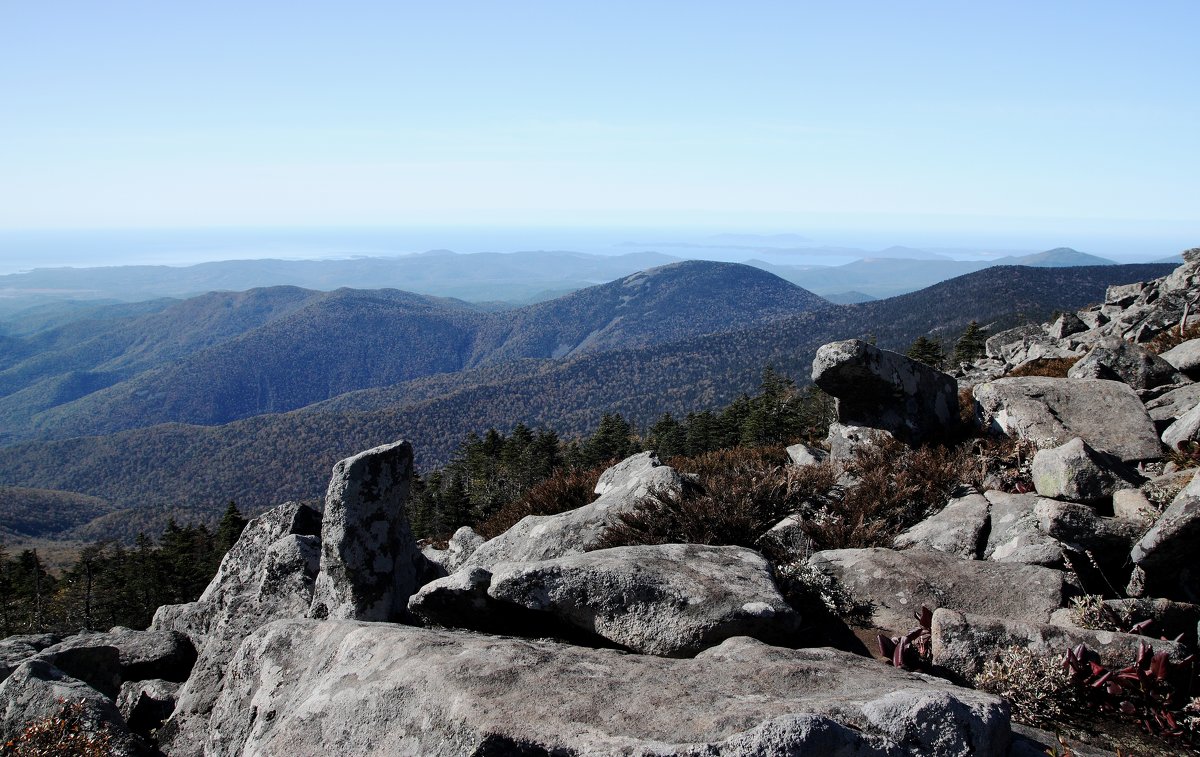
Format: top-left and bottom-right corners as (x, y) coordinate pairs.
(0, 503), (247, 638)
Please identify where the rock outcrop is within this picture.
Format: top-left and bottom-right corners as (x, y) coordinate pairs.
(309, 440), (422, 622)
(206, 619), (1011, 756)
(973, 377), (1162, 461)
(413, 544), (802, 656)
(812, 339), (959, 443)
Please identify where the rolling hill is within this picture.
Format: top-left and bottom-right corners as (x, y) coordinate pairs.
(2, 262), (828, 442)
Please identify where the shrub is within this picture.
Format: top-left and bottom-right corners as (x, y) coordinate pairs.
(1, 698), (116, 756)
(772, 560), (871, 625)
(1007, 357), (1081, 378)
(1147, 323), (1200, 355)
(976, 646), (1077, 727)
(475, 466), (605, 540)
(597, 447), (836, 551)
(800, 436), (972, 550)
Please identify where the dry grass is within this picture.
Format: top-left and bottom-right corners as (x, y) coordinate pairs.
(1147, 323), (1200, 355)
(1007, 356), (1081, 378)
(475, 466), (605, 539)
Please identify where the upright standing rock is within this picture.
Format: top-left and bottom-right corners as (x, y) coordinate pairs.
(812, 339), (958, 443)
(310, 440), (420, 622)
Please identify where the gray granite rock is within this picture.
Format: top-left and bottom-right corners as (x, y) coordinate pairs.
(117, 678), (179, 738)
(1162, 401), (1200, 449)
(825, 422), (895, 466)
(786, 442), (828, 467)
(973, 377), (1162, 461)
(309, 440), (421, 622)
(1066, 337), (1187, 390)
(1160, 338), (1200, 378)
(154, 501), (323, 757)
(931, 608), (1187, 682)
(1129, 488), (1200, 602)
(205, 619), (1011, 756)
(464, 452), (683, 569)
(38, 627), (195, 694)
(1145, 382), (1200, 427)
(421, 525), (485, 575)
(893, 490), (989, 559)
(0, 659), (138, 755)
(812, 339), (958, 443)
(809, 547), (1065, 633)
(1030, 437), (1139, 503)
(981, 491), (1064, 566)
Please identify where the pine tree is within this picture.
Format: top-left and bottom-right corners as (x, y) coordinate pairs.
(214, 501), (249, 556)
(906, 336), (946, 368)
(953, 321), (988, 364)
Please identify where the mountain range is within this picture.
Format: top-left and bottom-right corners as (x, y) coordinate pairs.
(0, 246), (1118, 313)
(0, 260), (1173, 543)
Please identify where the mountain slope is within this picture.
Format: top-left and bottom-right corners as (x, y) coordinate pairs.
(0, 263), (1172, 541)
(10, 263), (826, 441)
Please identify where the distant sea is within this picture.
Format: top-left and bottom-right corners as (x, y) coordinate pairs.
(0, 223), (1192, 275)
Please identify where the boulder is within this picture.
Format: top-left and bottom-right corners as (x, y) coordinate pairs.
(1030, 437), (1138, 503)
(981, 491), (1064, 566)
(1145, 382), (1200, 427)
(812, 339), (959, 443)
(464, 452), (683, 569)
(309, 440), (421, 622)
(931, 609), (1188, 683)
(785, 442), (828, 467)
(449, 544), (803, 656)
(154, 501), (323, 757)
(0, 659), (138, 756)
(1112, 488), (1158, 523)
(206, 619), (1011, 756)
(37, 628), (195, 696)
(1098, 598), (1200, 647)
(893, 489), (989, 559)
(808, 547), (1065, 633)
(117, 678), (179, 739)
(1129, 489), (1200, 601)
(973, 377), (1162, 461)
(1047, 312), (1087, 339)
(421, 525), (485, 575)
(985, 323), (1044, 362)
(1066, 337), (1187, 390)
(1032, 499), (1143, 566)
(825, 422), (893, 465)
(1162, 401), (1200, 449)
(0, 633), (60, 684)
(1160, 338), (1200, 378)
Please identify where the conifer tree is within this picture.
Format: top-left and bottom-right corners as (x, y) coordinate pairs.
(906, 336), (946, 368)
(953, 321), (988, 364)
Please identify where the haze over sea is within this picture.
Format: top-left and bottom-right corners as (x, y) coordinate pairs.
(1, 218), (1195, 276)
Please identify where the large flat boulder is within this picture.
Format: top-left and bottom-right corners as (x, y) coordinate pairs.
(0, 634), (61, 685)
(1145, 382), (1200, 426)
(464, 452), (683, 569)
(414, 544), (802, 657)
(206, 619), (1011, 756)
(809, 547), (1065, 632)
(931, 608), (1188, 683)
(812, 339), (958, 443)
(309, 439), (422, 622)
(973, 377), (1162, 461)
(1160, 338), (1200, 378)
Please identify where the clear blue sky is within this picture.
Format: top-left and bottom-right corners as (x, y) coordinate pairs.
(1, 1), (1197, 233)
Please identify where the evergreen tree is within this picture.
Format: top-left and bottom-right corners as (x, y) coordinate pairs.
(953, 321), (988, 364)
(214, 501), (249, 556)
(906, 336), (946, 368)
(583, 413), (635, 466)
(647, 413), (686, 459)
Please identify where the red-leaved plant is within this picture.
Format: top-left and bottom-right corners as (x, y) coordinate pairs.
(878, 605), (933, 671)
(1063, 641), (1197, 738)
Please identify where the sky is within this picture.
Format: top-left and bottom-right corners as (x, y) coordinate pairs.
(0, 1), (1197, 256)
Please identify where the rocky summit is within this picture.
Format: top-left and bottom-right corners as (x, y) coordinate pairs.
(5, 249), (1200, 755)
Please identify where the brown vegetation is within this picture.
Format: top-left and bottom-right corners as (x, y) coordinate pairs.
(475, 466), (605, 540)
(1007, 356), (1081, 378)
(1, 698), (116, 756)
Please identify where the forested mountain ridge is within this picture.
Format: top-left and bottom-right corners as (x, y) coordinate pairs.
(0, 262), (1173, 542)
(3, 262), (827, 442)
